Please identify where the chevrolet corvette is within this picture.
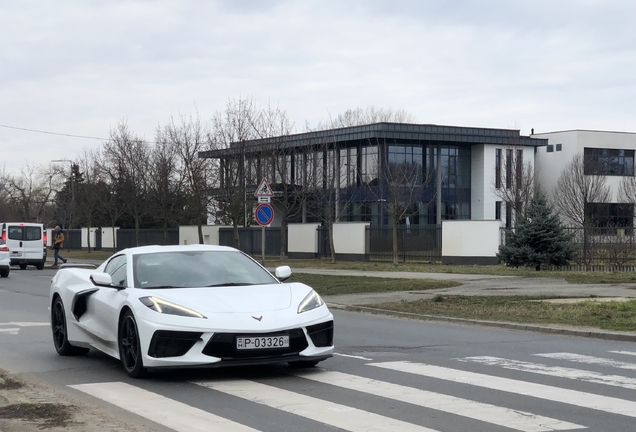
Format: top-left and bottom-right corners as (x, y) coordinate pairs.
(49, 245), (334, 378)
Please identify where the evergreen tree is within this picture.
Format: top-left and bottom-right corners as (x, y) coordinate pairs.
(498, 194), (575, 270)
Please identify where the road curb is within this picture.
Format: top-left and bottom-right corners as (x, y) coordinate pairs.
(332, 304), (636, 342)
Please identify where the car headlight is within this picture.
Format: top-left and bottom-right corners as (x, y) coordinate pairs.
(297, 290), (324, 314)
(139, 297), (206, 319)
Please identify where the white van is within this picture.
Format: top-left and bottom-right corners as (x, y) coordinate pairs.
(0, 222), (47, 270)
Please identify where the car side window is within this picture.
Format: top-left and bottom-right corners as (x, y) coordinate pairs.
(105, 255), (127, 288)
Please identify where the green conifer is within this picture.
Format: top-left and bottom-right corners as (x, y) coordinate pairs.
(498, 193), (575, 270)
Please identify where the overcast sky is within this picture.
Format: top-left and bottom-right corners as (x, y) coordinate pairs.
(2, 0), (635, 174)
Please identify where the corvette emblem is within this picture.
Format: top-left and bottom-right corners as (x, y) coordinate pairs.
(252, 316), (263, 321)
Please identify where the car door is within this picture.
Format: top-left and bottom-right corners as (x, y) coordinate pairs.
(23, 225), (43, 261)
(86, 254), (130, 349)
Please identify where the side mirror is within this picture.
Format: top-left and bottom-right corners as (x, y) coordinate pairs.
(90, 272), (115, 288)
(275, 265), (292, 281)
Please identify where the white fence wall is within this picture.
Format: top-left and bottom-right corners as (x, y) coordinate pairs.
(441, 220), (500, 265)
(288, 223), (320, 256)
(179, 225), (229, 245)
(333, 222), (369, 255)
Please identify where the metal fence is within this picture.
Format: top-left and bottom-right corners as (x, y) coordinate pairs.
(366, 225), (442, 262)
(63, 229), (82, 250)
(116, 228), (179, 250)
(501, 226), (636, 269)
(218, 227), (283, 256)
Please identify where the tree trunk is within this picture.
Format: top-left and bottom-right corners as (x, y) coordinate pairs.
(233, 221), (240, 249)
(280, 218), (288, 260)
(329, 221), (336, 264)
(197, 221), (204, 244)
(392, 220), (399, 266)
(134, 215), (140, 247)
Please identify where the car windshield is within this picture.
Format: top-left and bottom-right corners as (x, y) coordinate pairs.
(132, 250), (279, 289)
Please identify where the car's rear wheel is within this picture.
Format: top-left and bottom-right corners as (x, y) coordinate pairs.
(19, 263), (27, 270)
(0, 269), (8, 278)
(51, 297), (90, 356)
(288, 360), (321, 368)
(119, 310), (147, 378)
(36, 262), (44, 270)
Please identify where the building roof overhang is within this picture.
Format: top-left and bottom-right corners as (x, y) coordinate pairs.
(200, 122), (548, 158)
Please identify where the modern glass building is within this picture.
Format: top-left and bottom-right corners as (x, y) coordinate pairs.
(200, 123), (547, 226)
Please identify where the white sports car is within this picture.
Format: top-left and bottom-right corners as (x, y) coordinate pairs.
(49, 245), (334, 378)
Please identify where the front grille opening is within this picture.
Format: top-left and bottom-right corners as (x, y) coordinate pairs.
(203, 329), (308, 359)
(307, 321), (334, 347)
(148, 331), (202, 358)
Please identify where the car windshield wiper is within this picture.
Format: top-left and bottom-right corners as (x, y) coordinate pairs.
(205, 282), (258, 287)
(146, 285), (179, 289)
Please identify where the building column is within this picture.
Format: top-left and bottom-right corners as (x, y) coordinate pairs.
(436, 143), (442, 224)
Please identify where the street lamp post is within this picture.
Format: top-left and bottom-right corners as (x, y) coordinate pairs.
(51, 159), (74, 230)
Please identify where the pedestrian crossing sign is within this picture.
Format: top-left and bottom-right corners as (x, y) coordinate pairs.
(254, 178), (274, 197)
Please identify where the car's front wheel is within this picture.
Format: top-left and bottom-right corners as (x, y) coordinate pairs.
(119, 310), (147, 378)
(51, 297), (90, 356)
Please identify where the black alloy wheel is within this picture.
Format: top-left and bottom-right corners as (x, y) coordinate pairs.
(119, 310), (147, 378)
(51, 297), (89, 356)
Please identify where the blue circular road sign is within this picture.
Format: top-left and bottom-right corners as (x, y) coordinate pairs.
(255, 203), (274, 226)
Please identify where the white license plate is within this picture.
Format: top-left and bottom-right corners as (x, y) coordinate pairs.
(236, 335), (290, 350)
(10, 252), (22, 257)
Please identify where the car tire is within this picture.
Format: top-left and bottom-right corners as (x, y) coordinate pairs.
(51, 297), (90, 356)
(288, 360), (321, 368)
(36, 262), (44, 270)
(0, 269), (9, 278)
(119, 310), (148, 378)
(19, 263), (27, 270)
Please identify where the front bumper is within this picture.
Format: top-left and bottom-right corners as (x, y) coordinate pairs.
(137, 316), (334, 369)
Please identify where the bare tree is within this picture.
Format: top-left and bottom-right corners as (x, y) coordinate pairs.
(148, 125), (186, 243)
(165, 115), (213, 244)
(252, 103), (299, 259)
(553, 153), (610, 226)
(491, 146), (536, 224)
(376, 147), (431, 265)
(100, 121), (151, 246)
(209, 97), (260, 248)
(319, 106), (417, 129)
(1, 164), (57, 223)
(74, 150), (108, 252)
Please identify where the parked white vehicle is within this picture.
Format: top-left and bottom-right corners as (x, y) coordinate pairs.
(0, 222), (47, 270)
(0, 238), (10, 277)
(50, 244), (334, 378)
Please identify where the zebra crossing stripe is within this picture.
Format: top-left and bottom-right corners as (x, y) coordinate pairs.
(369, 361), (636, 418)
(536, 353), (636, 370)
(459, 356), (636, 390)
(290, 369), (583, 431)
(193, 378), (442, 432)
(70, 382), (258, 432)
(610, 351), (636, 357)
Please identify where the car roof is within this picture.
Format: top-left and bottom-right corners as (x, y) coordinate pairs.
(119, 244), (239, 255)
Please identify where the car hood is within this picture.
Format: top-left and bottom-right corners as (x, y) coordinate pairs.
(142, 284), (293, 314)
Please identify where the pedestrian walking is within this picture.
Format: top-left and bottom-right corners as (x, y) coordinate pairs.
(53, 226), (68, 266)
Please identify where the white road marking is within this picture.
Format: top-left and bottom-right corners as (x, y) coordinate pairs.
(194, 379), (442, 432)
(334, 353), (373, 360)
(459, 356), (636, 390)
(70, 382), (258, 432)
(536, 353), (636, 371)
(0, 328), (20, 335)
(291, 369), (583, 431)
(611, 351), (636, 357)
(8, 322), (49, 327)
(370, 361), (636, 418)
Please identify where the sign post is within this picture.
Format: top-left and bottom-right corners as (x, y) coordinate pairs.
(254, 179), (274, 264)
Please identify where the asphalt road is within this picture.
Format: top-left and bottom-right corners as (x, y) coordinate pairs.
(2, 268), (636, 431)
